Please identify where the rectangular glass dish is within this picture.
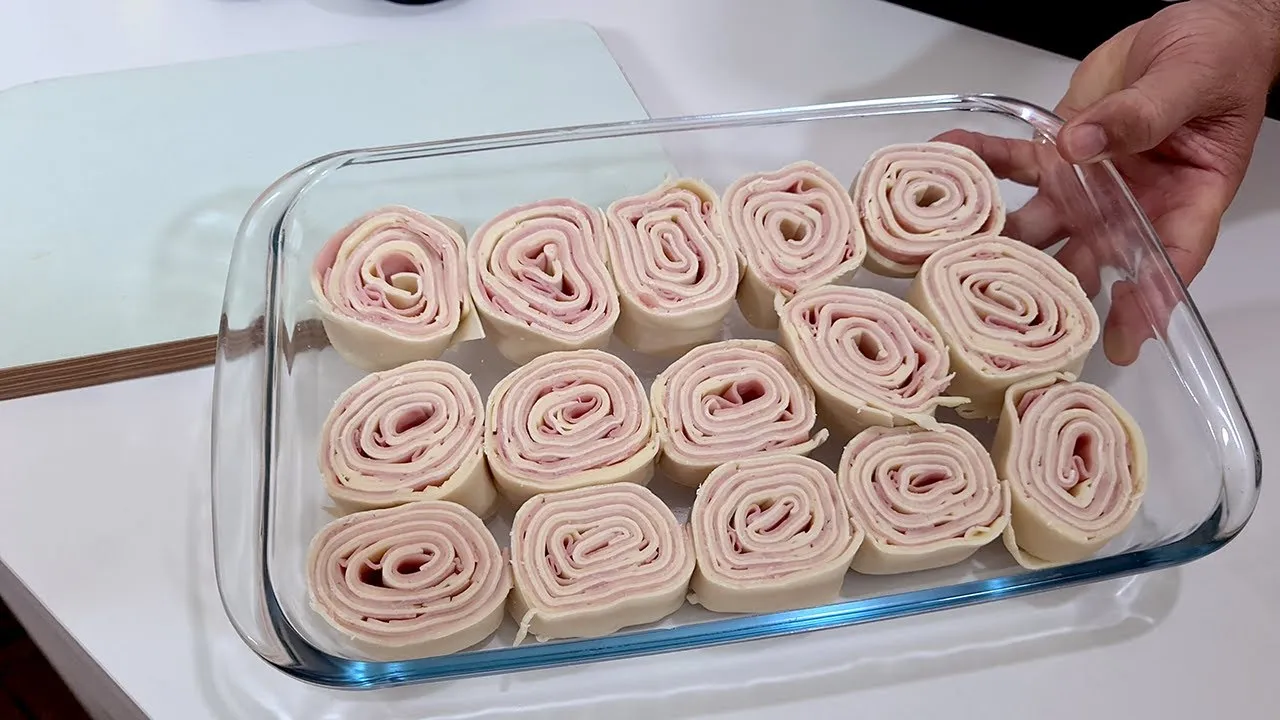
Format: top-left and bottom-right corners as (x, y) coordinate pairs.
(210, 93), (1261, 690)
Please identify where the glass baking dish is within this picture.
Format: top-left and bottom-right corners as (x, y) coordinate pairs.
(210, 93), (1261, 690)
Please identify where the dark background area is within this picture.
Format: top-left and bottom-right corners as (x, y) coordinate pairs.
(0, 602), (91, 719)
(885, 0), (1280, 120)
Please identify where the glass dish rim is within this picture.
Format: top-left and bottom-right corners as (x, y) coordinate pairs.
(211, 91), (1263, 690)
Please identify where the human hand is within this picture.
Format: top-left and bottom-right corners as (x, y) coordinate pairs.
(1055, 0), (1278, 282)
(938, 0), (1280, 364)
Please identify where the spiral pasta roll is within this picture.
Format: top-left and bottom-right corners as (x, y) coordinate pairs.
(777, 285), (967, 435)
(651, 339), (829, 487)
(508, 483), (695, 643)
(993, 373), (1148, 569)
(907, 236), (1100, 419)
(689, 455), (862, 613)
(603, 177), (741, 356)
(319, 359), (496, 518)
(721, 161), (866, 329)
(467, 198), (620, 364)
(310, 206), (482, 372)
(852, 141), (1006, 278)
(839, 424), (1010, 575)
(306, 501), (512, 660)
(484, 349), (660, 505)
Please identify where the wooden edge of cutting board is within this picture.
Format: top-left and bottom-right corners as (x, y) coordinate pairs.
(0, 320), (332, 402)
(0, 336), (219, 401)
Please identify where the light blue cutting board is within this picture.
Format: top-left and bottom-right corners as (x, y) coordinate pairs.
(0, 20), (667, 371)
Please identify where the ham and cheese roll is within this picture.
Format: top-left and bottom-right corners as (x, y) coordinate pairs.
(319, 360), (496, 518)
(310, 206), (481, 372)
(852, 141), (1005, 277)
(603, 178), (742, 356)
(907, 236), (1100, 419)
(839, 424), (1009, 575)
(508, 483), (695, 643)
(689, 455), (862, 613)
(484, 349), (660, 505)
(306, 501), (511, 661)
(993, 373), (1148, 569)
(651, 339), (829, 487)
(467, 198), (620, 364)
(721, 161), (866, 329)
(777, 285), (967, 435)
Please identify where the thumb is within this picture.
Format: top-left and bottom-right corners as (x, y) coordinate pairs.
(1058, 60), (1212, 163)
(1054, 23), (1138, 121)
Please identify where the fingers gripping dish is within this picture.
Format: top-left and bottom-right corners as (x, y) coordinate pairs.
(319, 360), (497, 518)
(484, 349), (660, 506)
(777, 285), (967, 435)
(310, 206), (482, 372)
(907, 235), (1100, 419)
(306, 501), (512, 661)
(852, 141), (1005, 277)
(603, 178), (742, 356)
(839, 424), (1010, 574)
(721, 161), (866, 329)
(508, 483), (695, 643)
(993, 373), (1148, 569)
(689, 455), (862, 613)
(467, 198), (620, 365)
(651, 339), (829, 487)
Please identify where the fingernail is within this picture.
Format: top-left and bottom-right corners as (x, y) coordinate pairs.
(1063, 123), (1108, 162)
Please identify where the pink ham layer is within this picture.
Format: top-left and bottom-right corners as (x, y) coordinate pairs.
(604, 181), (739, 313)
(658, 343), (820, 467)
(721, 161), (862, 294)
(488, 350), (650, 481)
(510, 484), (690, 611)
(781, 285), (954, 412)
(320, 361), (483, 498)
(854, 142), (1005, 269)
(917, 236), (1098, 374)
(307, 502), (508, 647)
(1008, 382), (1138, 535)
(469, 198), (618, 340)
(312, 206), (468, 335)
(840, 425), (1004, 546)
(693, 455), (853, 581)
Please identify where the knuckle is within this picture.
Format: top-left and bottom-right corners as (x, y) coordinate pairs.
(1119, 86), (1167, 144)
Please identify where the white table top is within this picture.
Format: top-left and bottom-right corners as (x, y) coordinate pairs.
(1, 1), (1277, 718)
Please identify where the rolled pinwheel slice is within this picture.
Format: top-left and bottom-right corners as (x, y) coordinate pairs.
(688, 454), (862, 613)
(651, 339), (829, 487)
(993, 372), (1148, 569)
(508, 483), (695, 643)
(484, 349), (660, 506)
(603, 177), (742, 356)
(319, 359), (497, 518)
(776, 285), (967, 435)
(838, 424), (1010, 575)
(721, 161), (866, 329)
(907, 235), (1100, 419)
(852, 141), (1006, 278)
(306, 500), (512, 661)
(467, 198), (620, 365)
(310, 205), (482, 372)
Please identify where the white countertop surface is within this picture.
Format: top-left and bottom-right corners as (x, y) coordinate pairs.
(1, 1), (1276, 718)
